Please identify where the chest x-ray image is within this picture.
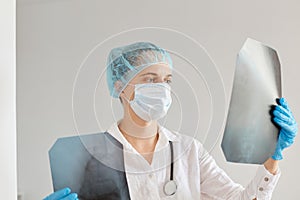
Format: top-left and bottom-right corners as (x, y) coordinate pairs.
(49, 133), (130, 200)
(222, 38), (282, 164)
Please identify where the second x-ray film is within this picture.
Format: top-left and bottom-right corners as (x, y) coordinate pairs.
(221, 38), (281, 164)
(49, 133), (131, 199)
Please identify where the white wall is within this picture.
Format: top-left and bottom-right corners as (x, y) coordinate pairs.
(17, 0), (300, 199)
(0, 0), (17, 199)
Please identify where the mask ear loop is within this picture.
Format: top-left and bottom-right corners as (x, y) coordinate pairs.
(121, 83), (135, 103)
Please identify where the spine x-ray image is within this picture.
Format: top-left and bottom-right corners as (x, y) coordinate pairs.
(222, 38), (282, 164)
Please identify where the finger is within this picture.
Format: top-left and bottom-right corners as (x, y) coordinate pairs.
(275, 103), (296, 124)
(279, 98), (291, 112)
(275, 105), (291, 118)
(273, 117), (296, 134)
(60, 193), (78, 200)
(44, 188), (71, 200)
(273, 110), (294, 125)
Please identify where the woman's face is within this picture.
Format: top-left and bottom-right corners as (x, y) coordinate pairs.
(120, 63), (173, 102)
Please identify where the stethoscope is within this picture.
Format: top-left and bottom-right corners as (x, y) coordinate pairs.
(163, 141), (177, 196)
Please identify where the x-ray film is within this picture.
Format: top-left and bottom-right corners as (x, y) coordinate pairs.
(49, 132), (131, 200)
(221, 38), (282, 164)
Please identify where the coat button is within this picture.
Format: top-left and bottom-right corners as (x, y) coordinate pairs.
(264, 177), (269, 182)
(259, 187), (264, 191)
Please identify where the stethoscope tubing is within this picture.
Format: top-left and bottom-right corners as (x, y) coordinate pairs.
(169, 141), (174, 181)
(163, 141), (177, 196)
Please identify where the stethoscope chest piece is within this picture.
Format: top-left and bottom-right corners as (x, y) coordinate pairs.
(164, 180), (177, 196)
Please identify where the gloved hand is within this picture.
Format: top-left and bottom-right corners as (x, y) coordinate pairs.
(43, 187), (78, 200)
(272, 97), (298, 160)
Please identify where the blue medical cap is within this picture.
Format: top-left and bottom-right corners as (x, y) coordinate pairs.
(106, 41), (173, 98)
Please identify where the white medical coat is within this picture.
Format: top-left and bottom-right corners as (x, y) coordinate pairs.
(106, 122), (280, 200)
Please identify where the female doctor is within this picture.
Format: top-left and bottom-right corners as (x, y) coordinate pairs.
(44, 42), (298, 200)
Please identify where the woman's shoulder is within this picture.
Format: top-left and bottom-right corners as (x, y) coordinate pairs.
(161, 126), (205, 150)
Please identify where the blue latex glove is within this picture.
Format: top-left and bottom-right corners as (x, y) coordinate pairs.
(43, 187), (78, 200)
(272, 97), (298, 160)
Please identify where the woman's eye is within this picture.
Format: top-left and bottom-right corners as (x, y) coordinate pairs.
(166, 79), (172, 84)
(146, 78), (155, 82)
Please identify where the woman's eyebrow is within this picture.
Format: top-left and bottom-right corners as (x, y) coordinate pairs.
(139, 72), (173, 77)
(139, 72), (158, 77)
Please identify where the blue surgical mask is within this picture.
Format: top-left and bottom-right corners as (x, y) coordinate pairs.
(124, 82), (172, 121)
